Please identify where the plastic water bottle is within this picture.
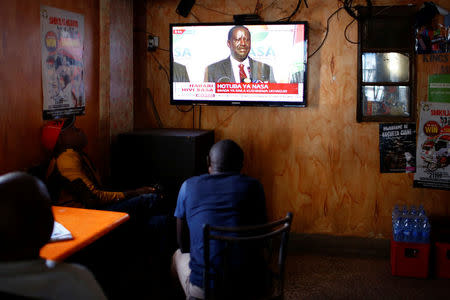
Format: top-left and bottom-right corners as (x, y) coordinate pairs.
(402, 216), (412, 242)
(422, 217), (431, 243)
(392, 205), (399, 223)
(409, 205), (417, 216)
(393, 216), (403, 241)
(418, 205), (426, 217)
(411, 217), (420, 242)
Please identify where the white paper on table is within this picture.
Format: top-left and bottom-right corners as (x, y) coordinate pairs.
(50, 221), (73, 242)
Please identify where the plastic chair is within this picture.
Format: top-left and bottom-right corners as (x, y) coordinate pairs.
(203, 212), (293, 300)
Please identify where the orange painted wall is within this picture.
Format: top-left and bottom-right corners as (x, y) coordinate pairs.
(0, 0), (100, 173)
(138, 0), (450, 237)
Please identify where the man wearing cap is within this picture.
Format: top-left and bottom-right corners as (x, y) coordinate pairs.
(42, 117), (160, 209)
(42, 117), (171, 297)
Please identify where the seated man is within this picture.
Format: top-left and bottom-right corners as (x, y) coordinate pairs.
(0, 171), (107, 299)
(42, 117), (171, 298)
(172, 139), (267, 299)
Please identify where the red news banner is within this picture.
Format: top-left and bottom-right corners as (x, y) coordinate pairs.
(216, 83), (298, 94)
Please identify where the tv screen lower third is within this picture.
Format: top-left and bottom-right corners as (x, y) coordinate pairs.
(170, 22), (308, 107)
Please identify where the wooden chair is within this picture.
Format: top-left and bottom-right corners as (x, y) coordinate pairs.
(203, 212), (293, 300)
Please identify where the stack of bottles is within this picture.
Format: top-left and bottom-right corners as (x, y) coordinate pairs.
(392, 205), (431, 243)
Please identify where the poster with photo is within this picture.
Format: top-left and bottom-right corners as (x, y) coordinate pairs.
(379, 123), (416, 173)
(40, 5), (85, 119)
(414, 102), (450, 190)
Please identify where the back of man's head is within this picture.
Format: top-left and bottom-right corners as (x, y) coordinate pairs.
(208, 139), (244, 174)
(0, 172), (54, 261)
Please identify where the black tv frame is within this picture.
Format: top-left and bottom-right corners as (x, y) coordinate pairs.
(169, 21), (308, 108)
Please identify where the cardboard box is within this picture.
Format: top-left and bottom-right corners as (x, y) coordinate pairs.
(435, 242), (450, 279)
(391, 239), (430, 278)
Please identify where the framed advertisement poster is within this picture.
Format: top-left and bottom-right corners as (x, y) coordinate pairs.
(414, 102), (450, 190)
(40, 5), (85, 119)
(379, 123), (416, 173)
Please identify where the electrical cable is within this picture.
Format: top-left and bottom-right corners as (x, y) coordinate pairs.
(176, 105), (194, 113)
(342, 0), (372, 21)
(146, 88), (163, 128)
(149, 52), (170, 84)
(192, 106), (195, 129)
(261, 0), (279, 13)
(277, 0), (303, 22)
(190, 11), (201, 22)
(308, 7), (344, 58)
(344, 18), (358, 44)
(199, 106), (202, 129)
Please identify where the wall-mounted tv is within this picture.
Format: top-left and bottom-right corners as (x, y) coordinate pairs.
(170, 22), (308, 107)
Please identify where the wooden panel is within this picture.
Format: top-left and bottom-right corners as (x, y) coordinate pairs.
(0, 0), (100, 174)
(139, 0), (450, 238)
(110, 0), (134, 136)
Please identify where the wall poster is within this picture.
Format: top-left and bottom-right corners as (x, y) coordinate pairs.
(414, 102), (450, 190)
(40, 5), (85, 120)
(379, 123), (416, 173)
(429, 74), (450, 103)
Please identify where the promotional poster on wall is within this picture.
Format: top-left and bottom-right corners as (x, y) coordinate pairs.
(414, 102), (450, 190)
(379, 123), (416, 173)
(429, 74), (450, 103)
(40, 5), (85, 120)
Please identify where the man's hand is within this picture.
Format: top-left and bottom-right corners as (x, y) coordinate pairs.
(124, 186), (157, 198)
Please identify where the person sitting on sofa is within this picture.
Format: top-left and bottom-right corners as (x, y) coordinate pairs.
(0, 171), (107, 300)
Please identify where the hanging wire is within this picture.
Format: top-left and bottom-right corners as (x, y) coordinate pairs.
(277, 0), (303, 22)
(176, 105), (194, 112)
(146, 88), (163, 128)
(260, 0), (280, 13)
(344, 18), (358, 44)
(308, 7), (344, 58)
(190, 11), (201, 22)
(149, 51), (170, 84)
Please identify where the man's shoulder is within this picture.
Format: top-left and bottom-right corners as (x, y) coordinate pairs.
(249, 57), (272, 68)
(206, 57), (230, 69)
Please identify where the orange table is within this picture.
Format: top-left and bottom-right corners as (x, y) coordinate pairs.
(40, 206), (129, 261)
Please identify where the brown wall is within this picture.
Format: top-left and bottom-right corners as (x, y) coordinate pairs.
(137, 0), (450, 237)
(0, 0), (100, 173)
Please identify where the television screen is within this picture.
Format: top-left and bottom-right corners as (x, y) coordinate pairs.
(170, 22), (308, 107)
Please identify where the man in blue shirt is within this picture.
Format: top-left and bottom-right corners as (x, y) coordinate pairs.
(172, 139), (267, 299)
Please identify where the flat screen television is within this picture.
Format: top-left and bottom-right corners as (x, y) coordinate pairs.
(170, 22), (308, 107)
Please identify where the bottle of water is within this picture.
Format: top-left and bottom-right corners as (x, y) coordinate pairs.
(422, 217), (431, 243)
(402, 216), (412, 242)
(409, 205), (417, 217)
(393, 216), (403, 241)
(392, 205), (399, 223)
(418, 205), (426, 217)
(411, 217), (420, 242)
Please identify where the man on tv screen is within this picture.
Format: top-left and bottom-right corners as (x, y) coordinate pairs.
(204, 25), (276, 83)
(173, 61), (190, 82)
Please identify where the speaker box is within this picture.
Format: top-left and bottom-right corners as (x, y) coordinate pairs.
(176, 0), (195, 17)
(112, 129), (214, 208)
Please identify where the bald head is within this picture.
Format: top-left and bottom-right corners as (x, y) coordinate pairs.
(208, 139), (244, 174)
(0, 172), (54, 261)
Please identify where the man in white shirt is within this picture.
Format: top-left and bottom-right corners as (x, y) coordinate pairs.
(0, 172), (107, 300)
(204, 26), (276, 83)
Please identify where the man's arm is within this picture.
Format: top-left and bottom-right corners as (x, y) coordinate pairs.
(176, 217), (190, 253)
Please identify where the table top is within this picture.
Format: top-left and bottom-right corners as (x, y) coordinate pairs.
(40, 206), (129, 261)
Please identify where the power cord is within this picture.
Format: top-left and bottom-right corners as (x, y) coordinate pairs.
(308, 7), (344, 58)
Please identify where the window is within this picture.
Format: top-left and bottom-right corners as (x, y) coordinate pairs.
(356, 6), (416, 122)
